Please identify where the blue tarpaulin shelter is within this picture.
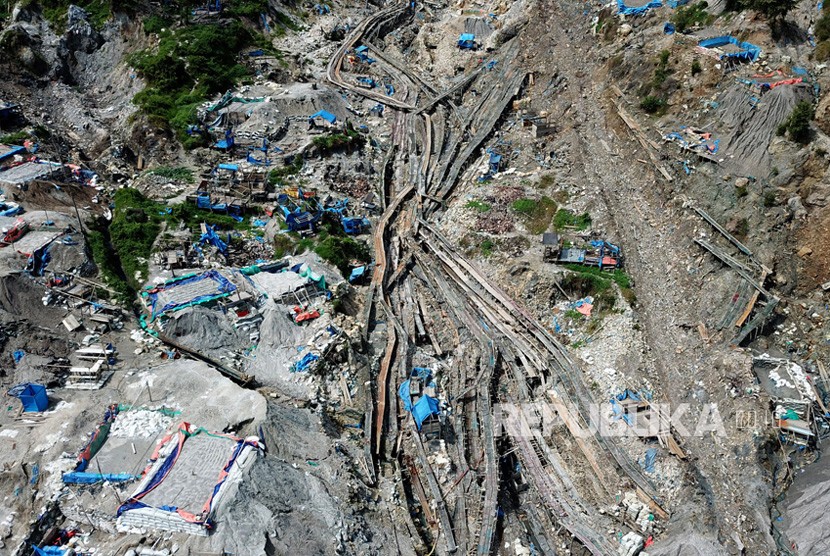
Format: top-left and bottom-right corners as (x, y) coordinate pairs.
(399, 379), (412, 411)
(617, 0), (661, 15)
(698, 36), (761, 62)
(32, 546), (69, 556)
(349, 265), (367, 283)
(310, 110), (337, 125)
(8, 383), (48, 412)
(458, 33), (475, 49)
(412, 395), (440, 430)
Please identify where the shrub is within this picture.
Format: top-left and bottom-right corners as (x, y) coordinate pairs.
(313, 235), (370, 276)
(817, 41), (830, 62)
(512, 196), (558, 234)
(672, 2), (710, 32)
(691, 59), (702, 76)
(147, 166), (194, 183)
(129, 21), (257, 138)
(480, 239), (494, 256)
(763, 191), (777, 207)
(640, 95), (666, 114)
(466, 200), (492, 212)
(553, 208), (591, 231)
(777, 101), (814, 144)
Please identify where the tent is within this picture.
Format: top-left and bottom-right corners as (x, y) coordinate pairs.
(8, 383), (48, 412)
(310, 110), (337, 125)
(458, 33), (475, 49)
(412, 395), (440, 430)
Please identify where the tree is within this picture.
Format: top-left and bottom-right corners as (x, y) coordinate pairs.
(743, 0), (798, 22)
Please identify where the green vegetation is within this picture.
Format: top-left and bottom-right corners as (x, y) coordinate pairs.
(107, 188), (164, 291)
(0, 131), (29, 144)
(465, 200), (492, 213)
(147, 166), (194, 183)
(651, 50), (672, 89)
(30, 0), (113, 31)
(736, 185), (748, 198)
(564, 309), (582, 320)
(691, 59), (702, 76)
(480, 238), (494, 257)
(561, 265), (633, 311)
(90, 188), (253, 298)
(763, 190), (777, 207)
(671, 2), (711, 32)
(143, 15), (172, 34)
(272, 214), (370, 275)
(86, 220), (133, 302)
(727, 0), (797, 22)
(512, 196), (558, 234)
(538, 174), (556, 189)
(226, 0), (269, 17)
(129, 21), (257, 143)
(311, 124), (364, 153)
(640, 95), (666, 114)
(777, 101), (814, 144)
(553, 208), (591, 231)
(735, 217), (749, 240)
(268, 155), (304, 187)
(314, 235), (370, 276)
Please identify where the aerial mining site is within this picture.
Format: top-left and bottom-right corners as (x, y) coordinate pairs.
(0, 0), (829, 554)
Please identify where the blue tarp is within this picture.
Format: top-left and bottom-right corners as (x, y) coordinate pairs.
(145, 269), (236, 319)
(0, 145), (26, 163)
(198, 225), (228, 255)
(617, 0), (662, 15)
(664, 22), (675, 34)
(342, 216), (370, 234)
(32, 546), (69, 556)
(62, 472), (135, 484)
(310, 110), (337, 124)
(12, 350), (25, 363)
(218, 163), (239, 172)
(666, 0), (688, 6)
(349, 265), (366, 283)
(412, 395), (440, 430)
(8, 383), (48, 412)
(292, 352), (319, 372)
(698, 36), (761, 62)
(458, 33), (475, 49)
(643, 448), (658, 473)
(399, 379), (412, 411)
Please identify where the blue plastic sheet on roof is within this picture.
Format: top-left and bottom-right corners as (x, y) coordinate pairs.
(12, 350), (24, 364)
(412, 395), (440, 430)
(146, 270), (236, 319)
(310, 110), (337, 124)
(664, 22), (675, 34)
(459, 33), (475, 41)
(698, 36), (761, 62)
(349, 265), (366, 282)
(617, 0), (662, 15)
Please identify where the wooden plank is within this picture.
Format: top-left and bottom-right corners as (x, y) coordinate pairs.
(735, 270), (768, 327)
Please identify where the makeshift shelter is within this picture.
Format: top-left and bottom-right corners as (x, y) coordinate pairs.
(458, 33), (476, 49)
(412, 395), (440, 430)
(8, 383), (48, 412)
(309, 110), (337, 126)
(698, 36), (761, 62)
(617, 0), (662, 15)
